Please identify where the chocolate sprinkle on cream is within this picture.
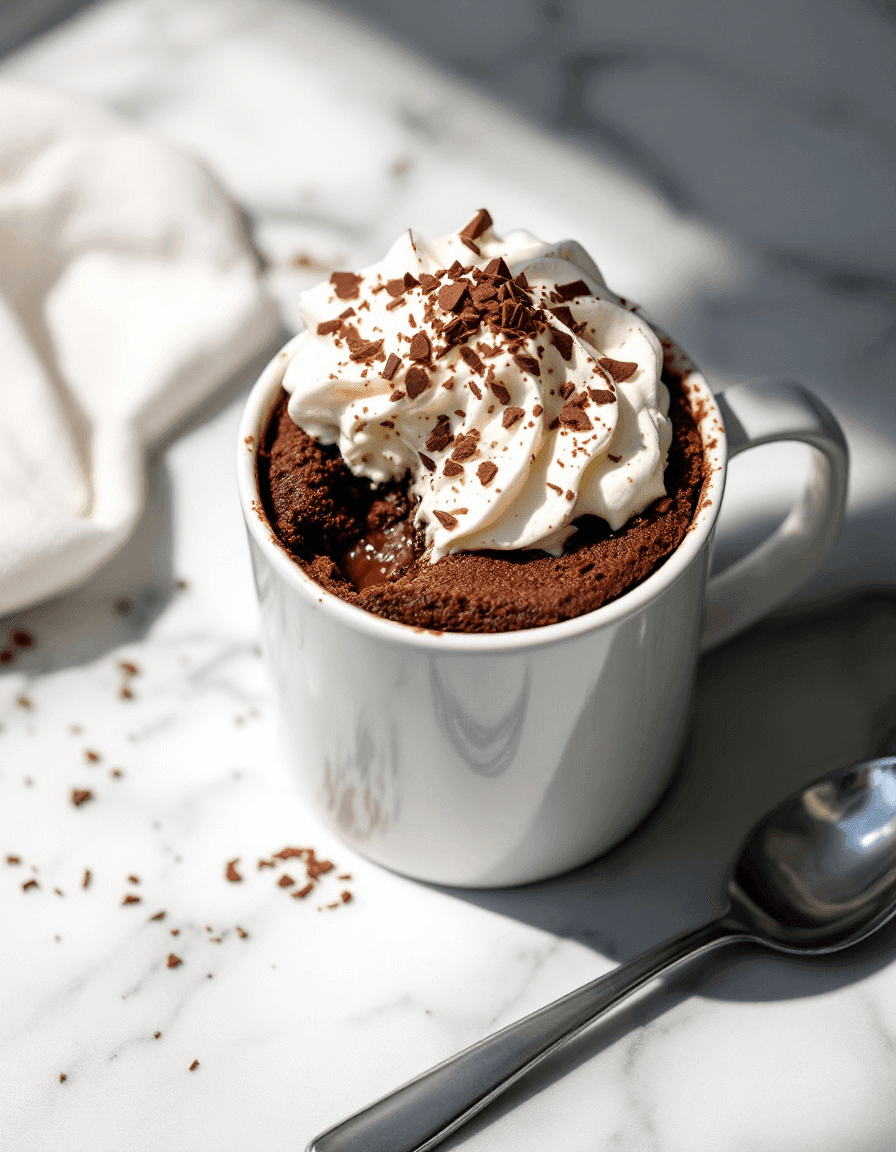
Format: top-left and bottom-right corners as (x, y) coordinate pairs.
(443, 460), (464, 477)
(381, 353), (401, 380)
(513, 354), (540, 377)
(549, 327), (574, 361)
(451, 430), (480, 461)
(459, 346), (484, 374)
(385, 278), (406, 297)
(433, 510), (459, 530)
(225, 858), (243, 883)
(437, 282), (467, 312)
(502, 406), (525, 429)
(477, 461), (498, 485)
(330, 271), (362, 300)
(419, 452), (436, 472)
(316, 318), (342, 336)
(460, 208), (493, 242)
(425, 415), (454, 452)
(405, 366), (430, 399)
(559, 403), (592, 431)
(555, 279), (590, 301)
(408, 332), (432, 361)
(484, 256), (512, 279)
(490, 380), (510, 405)
(598, 357), (638, 383)
(588, 388), (617, 405)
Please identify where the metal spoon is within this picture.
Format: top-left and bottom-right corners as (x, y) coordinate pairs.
(308, 757), (896, 1152)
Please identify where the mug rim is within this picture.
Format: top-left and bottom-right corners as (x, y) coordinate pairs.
(237, 331), (728, 653)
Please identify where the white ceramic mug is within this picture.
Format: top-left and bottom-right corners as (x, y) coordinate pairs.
(237, 332), (848, 887)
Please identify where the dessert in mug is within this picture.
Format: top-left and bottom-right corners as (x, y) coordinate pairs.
(258, 210), (704, 632)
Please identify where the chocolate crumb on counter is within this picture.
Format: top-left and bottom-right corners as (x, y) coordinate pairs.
(149, 910), (166, 921)
(189, 1059), (199, 1072)
(122, 894), (141, 906)
(22, 879), (39, 892)
(59, 1073), (67, 1083)
(167, 954), (183, 969)
(225, 858), (243, 883)
(82, 869), (92, 888)
(71, 789), (93, 807)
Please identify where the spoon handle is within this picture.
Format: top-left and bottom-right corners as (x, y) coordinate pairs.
(307, 915), (742, 1152)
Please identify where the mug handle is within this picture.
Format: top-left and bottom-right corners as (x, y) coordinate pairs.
(701, 381), (849, 651)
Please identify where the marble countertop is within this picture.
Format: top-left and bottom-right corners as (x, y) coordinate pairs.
(2, 1), (896, 1149)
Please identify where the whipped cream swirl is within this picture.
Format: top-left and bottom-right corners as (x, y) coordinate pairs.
(282, 211), (671, 559)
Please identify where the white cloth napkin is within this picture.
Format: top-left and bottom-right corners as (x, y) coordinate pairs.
(0, 81), (280, 616)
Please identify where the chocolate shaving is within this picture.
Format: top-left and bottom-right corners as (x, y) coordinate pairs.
(512, 354), (540, 377)
(472, 282), (496, 305)
(405, 366), (430, 399)
(385, 278), (407, 297)
(437, 282), (467, 312)
(419, 452), (436, 472)
(389, 389), (404, 402)
(433, 510), (459, 530)
(349, 338), (384, 363)
(547, 305), (576, 328)
(559, 381), (575, 400)
(278, 874), (295, 888)
(225, 858), (242, 883)
(608, 453), (622, 462)
(167, 954), (183, 969)
(559, 403), (593, 430)
(588, 388), (617, 405)
(450, 430), (480, 461)
(316, 318), (342, 336)
(71, 789), (92, 807)
(502, 407), (525, 429)
(598, 357), (638, 382)
(382, 353), (401, 380)
(484, 257), (512, 280)
(122, 894), (141, 905)
(555, 279), (590, 301)
(403, 272), (419, 289)
(460, 208), (492, 242)
(425, 415), (454, 452)
(339, 307), (356, 319)
(460, 236), (480, 255)
(546, 482), (562, 494)
(459, 346), (484, 375)
(469, 381), (482, 399)
(330, 271), (362, 300)
(443, 460), (464, 477)
(549, 327), (574, 361)
(477, 461), (498, 485)
(408, 332), (432, 361)
(418, 273), (440, 294)
(490, 380), (510, 405)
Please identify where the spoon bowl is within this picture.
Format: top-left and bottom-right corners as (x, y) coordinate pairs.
(730, 758), (896, 952)
(309, 756), (896, 1152)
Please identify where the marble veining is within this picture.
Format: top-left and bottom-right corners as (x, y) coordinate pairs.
(1, 0), (896, 1149)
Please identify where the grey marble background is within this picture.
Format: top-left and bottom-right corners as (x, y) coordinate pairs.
(2, 4), (896, 1150)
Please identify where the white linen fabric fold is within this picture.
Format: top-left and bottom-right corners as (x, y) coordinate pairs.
(0, 80), (279, 615)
